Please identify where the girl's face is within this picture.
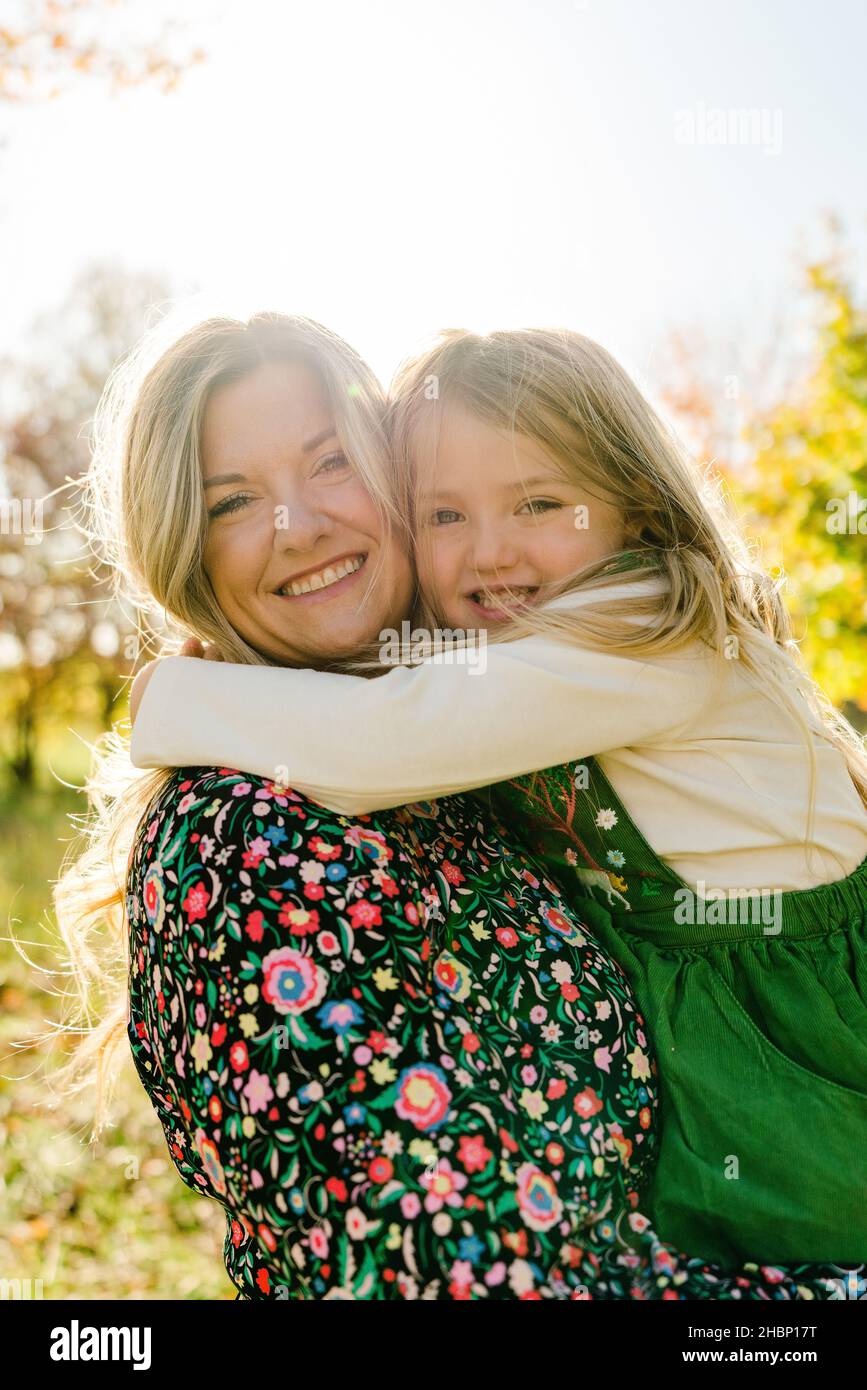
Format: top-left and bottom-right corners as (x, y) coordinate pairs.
(413, 400), (625, 631)
(202, 358), (414, 665)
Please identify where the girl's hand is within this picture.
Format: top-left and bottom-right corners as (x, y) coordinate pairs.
(180, 636), (225, 661)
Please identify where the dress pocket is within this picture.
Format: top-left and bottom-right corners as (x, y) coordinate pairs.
(646, 960), (867, 1264)
(713, 966), (867, 1105)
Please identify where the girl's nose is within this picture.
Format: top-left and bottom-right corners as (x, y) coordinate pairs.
(470, 523), (521, 578)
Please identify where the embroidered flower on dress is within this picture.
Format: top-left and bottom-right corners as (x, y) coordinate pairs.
(261, 946), (328, 1016)
(515, 1163), (563, 1232)
(395, 1064), (453, 1132)
(433, 952), (473, 1002)
(142, 864), (165, 931)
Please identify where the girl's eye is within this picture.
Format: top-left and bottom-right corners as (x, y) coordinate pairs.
(208, 492), (254, 519)
(431, 508), (463, 526)
(518, 498), (563, 516)
(315, 451), (349, 475)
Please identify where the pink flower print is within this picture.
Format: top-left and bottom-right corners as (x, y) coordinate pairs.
(309, 1227), (329, 1260)
(420, 1158), (467, 1212)
(449, 1259), (474, 1291)
(593, 1045), (612, 1073)
(242, 835), (271, 869)
(243, 1069), (275, 1115)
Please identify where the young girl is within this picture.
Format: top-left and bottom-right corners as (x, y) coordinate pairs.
(130, 327), (867, 1272)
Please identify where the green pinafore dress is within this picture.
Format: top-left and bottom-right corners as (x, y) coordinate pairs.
(485, 755), (867, 1269)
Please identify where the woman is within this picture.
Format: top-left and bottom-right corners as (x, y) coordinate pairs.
(57, 310), (845, 1300)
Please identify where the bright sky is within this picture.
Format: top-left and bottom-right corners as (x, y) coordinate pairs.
(2, 0), (866, 390)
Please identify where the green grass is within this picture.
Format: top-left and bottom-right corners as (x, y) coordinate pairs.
(0, 770), (237, 1300)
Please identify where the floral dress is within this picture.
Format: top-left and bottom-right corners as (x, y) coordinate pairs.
(126, 766), (851, 1300)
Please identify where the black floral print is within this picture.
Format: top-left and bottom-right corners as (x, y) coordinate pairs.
(126, 767), (850, 1300)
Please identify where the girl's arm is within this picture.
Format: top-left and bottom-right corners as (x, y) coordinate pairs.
(130, 631), (717, 816)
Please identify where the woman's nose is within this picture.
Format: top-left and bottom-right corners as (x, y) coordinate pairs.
(272, 495), (334, 552)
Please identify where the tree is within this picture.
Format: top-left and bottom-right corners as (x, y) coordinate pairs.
(652, 230), (867, 720)
(651, 307), (809, 480)
(0, 0), (206, 103)
(738, 247), (867, 716)
(0, 264), (174, 785)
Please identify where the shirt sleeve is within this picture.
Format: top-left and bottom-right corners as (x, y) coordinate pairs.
(129, 632), (717, 816)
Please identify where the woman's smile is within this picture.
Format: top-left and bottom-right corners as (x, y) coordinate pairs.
(271, 552), (367, 601)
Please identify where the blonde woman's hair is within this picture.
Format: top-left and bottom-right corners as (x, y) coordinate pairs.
(45, 311), (402, 1136)
(387, 326), (867, 833)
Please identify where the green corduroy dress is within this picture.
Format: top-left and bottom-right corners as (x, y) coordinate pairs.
(487, 754), (867, 1268)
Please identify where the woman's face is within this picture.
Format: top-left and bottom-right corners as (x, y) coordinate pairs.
(413, 400), (624, 631)
(201, 358), (414, 665)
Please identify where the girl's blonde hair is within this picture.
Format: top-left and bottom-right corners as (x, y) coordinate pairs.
(46, 311), (401, 1136)
(388, 326), (867, 827)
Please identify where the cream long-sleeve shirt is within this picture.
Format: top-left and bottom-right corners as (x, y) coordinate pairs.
(130, 594), (867, 894)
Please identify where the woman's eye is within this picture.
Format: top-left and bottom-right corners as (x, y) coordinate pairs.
(315, 451), (349, 475)
(431, 508), (462, 526)
(208, 492), (254, 519)
(518, 498), (563, 516)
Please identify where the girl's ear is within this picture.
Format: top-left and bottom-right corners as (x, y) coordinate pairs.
(625, 516), (657, 548)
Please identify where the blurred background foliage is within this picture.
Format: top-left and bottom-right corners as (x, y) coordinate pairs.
(656, 233), (867, 728)
(0, 1), (233, 1300)
(1, 0), (865, 1304)
(2, 236), (864, 1302)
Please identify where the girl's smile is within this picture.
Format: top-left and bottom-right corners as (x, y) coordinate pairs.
(464, 583), (540, 622)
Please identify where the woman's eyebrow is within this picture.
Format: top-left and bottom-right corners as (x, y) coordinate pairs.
(203, 427), (339, 488)
(301, 426), (339, 454)
(203, 471), (245, 489)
